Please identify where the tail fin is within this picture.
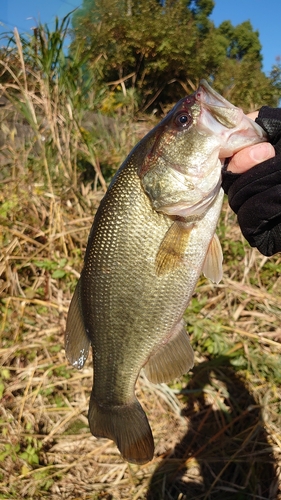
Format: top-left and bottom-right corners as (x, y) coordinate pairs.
(88, 394), (154, 464)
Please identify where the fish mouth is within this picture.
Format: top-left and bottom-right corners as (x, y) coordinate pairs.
(195, 79), (267, 147)
(193, 79), (244, 131)
(195, 80), (235, 110)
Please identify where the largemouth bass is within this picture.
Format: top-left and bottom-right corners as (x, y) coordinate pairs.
(65, 80), (266, 464)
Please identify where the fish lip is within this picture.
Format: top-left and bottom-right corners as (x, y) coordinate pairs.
(195, 79), (236, 110)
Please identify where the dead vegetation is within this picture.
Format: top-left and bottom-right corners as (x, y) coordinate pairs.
(1, 177), (281, 499)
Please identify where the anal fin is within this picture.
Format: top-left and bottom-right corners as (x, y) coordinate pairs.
(144, 320), (194, 384)
(65, 278), (90, 369)
(156, 221), (193, 276)
(202, 232), (223, 284)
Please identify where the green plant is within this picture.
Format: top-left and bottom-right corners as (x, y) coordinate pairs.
(0, 15), (108, 191)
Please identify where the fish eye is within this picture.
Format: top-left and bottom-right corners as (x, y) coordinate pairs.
(175, 113), (192, 128)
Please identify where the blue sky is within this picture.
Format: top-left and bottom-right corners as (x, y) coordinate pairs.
(1, 0), (280, 75)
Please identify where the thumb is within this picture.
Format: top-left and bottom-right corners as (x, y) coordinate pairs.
(227, 143), (275, 174)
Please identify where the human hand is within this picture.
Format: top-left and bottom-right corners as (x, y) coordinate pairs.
(226, 111), (275, 173)
(222, 106), (281, 256)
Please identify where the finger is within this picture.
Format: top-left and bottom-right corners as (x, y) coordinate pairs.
(246, 111), (259, 121)
(227, 143), (275, 174)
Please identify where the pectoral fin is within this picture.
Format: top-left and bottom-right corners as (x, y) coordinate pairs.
(156, 221), (193, 276)
(202, 233), (223, 284)
(65, 278), (90, 369)
(144, 320), (194, 384)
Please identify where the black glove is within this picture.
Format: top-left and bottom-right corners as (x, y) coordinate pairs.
(222, 107), (281, 256)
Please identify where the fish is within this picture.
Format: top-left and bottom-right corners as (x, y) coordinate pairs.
(65, 80), (266, 465)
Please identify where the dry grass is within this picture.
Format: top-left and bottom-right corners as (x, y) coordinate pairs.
(1, 167), (281, 499)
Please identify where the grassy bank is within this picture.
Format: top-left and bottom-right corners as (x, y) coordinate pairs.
(1, 22), (281, 500)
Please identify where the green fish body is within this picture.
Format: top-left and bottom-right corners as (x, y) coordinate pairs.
(65, 80), (266, 464)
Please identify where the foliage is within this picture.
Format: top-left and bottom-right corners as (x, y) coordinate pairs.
(70, 0), (280, 111)
(0, 14), (109, 191)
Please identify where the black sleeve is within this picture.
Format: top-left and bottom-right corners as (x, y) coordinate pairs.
(221, 107), (281, 256)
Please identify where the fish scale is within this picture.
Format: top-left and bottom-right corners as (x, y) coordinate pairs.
(65, 80), (267, 464)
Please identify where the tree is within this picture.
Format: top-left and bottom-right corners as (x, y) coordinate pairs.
(70, 0), (280, 112)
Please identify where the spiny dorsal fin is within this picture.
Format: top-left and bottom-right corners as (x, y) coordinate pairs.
(144, 320), (194, 384)
(65, 278), (90, 370)
(156, 221), (193, 276)
(202, 233), (223, 284)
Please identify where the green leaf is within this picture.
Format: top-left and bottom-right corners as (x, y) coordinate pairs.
(52, 269), (66, 279)
(0, 382), (5, 400)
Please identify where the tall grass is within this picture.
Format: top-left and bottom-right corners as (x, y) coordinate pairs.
(0, 19), (281, 500)
(0, 14), (141, 192)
